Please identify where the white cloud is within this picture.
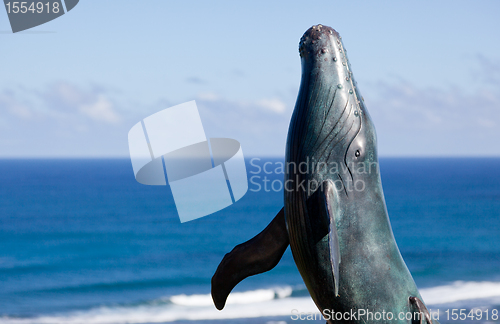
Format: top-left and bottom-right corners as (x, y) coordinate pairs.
(366, 78), (500, 156)
(0, 82), (129, 157)
(256, 98), (286, 114)
(79, 95), (120, 123)
(369, 80), (500, 130)
(194, 93), (293, 156)
(1, 54), (499, 157)
(0, 82), (122, 124)
(0, 91), (32, 119)
(52, 82), (84, 105)
(197, 92), (219, 102)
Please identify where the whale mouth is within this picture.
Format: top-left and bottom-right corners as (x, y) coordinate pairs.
(299, 24), (341, 59)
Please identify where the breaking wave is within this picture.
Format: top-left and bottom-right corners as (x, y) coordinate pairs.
(2, 282), (500, 324)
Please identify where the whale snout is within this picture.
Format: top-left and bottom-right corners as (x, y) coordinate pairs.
(299, 24), (341, 59)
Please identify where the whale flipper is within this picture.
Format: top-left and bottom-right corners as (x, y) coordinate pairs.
(211, 207), (289, 310)
(324, 180), (341, 297)
(304, 179), (342, 296)
(308, 180), (341, 296)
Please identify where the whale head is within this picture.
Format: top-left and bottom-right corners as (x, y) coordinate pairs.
(286, 24), (380, 196)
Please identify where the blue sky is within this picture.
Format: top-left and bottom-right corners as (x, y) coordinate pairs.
(1, 0), (499, 157)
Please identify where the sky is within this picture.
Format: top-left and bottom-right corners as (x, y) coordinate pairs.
(1, 0), (499, 157)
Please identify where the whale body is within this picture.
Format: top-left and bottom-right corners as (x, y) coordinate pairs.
(212, 25), (434, 324)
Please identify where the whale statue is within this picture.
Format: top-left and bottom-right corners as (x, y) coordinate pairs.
(211, 25), (434, 324)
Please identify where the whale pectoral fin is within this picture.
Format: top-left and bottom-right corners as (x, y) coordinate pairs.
(323, 179), (342, 297)
(307, 180), (342, 296)
(410, 296), (435, 324)
(211, 207), (289, 310)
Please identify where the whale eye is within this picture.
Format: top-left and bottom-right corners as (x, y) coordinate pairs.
(355, 150), (360, 157)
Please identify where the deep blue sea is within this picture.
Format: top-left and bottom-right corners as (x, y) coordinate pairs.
(0, 158), (499, 324)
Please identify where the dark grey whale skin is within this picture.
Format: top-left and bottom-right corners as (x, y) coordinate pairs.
(212, 25), (433, 324)
(285, 25), (427, 323)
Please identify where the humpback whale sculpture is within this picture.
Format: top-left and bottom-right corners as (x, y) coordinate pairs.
(212, 25), (434, 324)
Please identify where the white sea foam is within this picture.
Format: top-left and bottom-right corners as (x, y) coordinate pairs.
(421, 281), (500, 305)
(2, 282), (500, 324)
(0, 286), (309, 324)
(0, 297), (316, 324)
(170, 286), (292, 306)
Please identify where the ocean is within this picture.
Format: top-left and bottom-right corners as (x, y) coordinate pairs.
(0, 158), (499, 324)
